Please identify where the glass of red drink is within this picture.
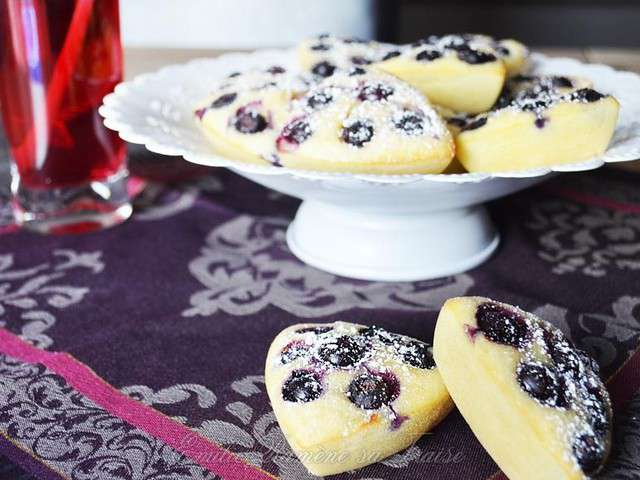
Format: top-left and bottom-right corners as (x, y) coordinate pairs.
(0, 0), (131, 233)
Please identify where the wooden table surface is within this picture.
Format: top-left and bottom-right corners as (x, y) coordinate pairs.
(123, 47), (640, 172)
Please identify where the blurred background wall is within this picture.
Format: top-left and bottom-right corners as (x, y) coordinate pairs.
(390, 1), (640, 47)
(120, 0), (640, 49)
(120, 0), (376, 49)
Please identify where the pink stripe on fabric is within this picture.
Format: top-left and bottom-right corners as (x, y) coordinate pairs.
(0, 224), (19, 235)
(488, 473), (507, 480)
(126, 176), (146, 198)
(0, 328), (276, 480)
(546, 186), (640, 214)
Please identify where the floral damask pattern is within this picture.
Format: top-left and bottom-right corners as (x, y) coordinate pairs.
(0, 250), (104, 348)
(125, 375), (425, 480)
(134, 176), (224, 222)
(532, 296), (640, 372)
(527, 200), (640, 277)
(123, 370), (640, 480)
(0, 353), (218, 480)
(144, 294), (640, 479)
(0, 164), (14, 233)
(184, 216), (474, 318)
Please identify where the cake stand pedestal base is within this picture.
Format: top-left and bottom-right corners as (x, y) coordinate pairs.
(287, 200), (499, 282)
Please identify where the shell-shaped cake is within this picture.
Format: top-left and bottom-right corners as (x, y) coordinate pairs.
(195, 35), (620, 177)
(373, 34), (518, 113)
(452, 76), (619, 172)
(274, 69), (455, 173)
(265, 321), (453, 476)
(195, 67), (307, 164)
(434, 297), (612, 480)
(476, 35), (529, 76)
(297, 33), (392, 78)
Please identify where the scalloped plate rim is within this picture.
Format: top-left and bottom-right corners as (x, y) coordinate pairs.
(99, 49), (640, 185)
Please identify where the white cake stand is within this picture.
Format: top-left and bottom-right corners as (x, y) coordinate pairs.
(100, 49), (640, 281)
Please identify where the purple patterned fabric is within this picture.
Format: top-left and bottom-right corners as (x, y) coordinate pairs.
(0, 142), (640, 479)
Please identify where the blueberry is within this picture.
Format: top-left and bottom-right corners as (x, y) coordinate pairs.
(394, 111), (425, 135)
(590, 400), (611, 438)
(318, 335), (366, 367)
(348, 67), (367, 76)
(351, 56), (372, 66)
(307, 91), (333, 109)
(399, 340), (435, 369)
(578, 350), (601, 375)
(280, 341), (308, 364)
(447, 116), (468, 128)
(211, 92), (237, 109)
(266, 153), (282, 167)
(296, 326), (334, 335)
(266, 65), (286, 74)
(347, 373), (398, 410)
(535, 117), (547, 129)
(358, 325), (398, 345)
(552, 76), (574, 88)
(543, 330), (581, 377)
(311, 61), (336, 78)
(381, 50), (401, 61)
(455, 45), (496, 64)
(476, 302), (530, 348)
(341, 121), (374, 147)
(571, 88), (605, 103)
(493, 89), (513, 110)
(521, 100), (551, 112)
(512, 74), (535, 83)
(233, 109), (268, 134)
(495, 45), (511, 56)
(358, 83), (394, 102)
(282, 370), (323, 403)
(573, 433), (606, 475)
(343, 37), (366, 44)
(461, 117), (488, 132)
(416, 49), (442, 62)
(277, 118), (312, 150)
(523, 86), (550, 98)
(310, 43), (331, 51)
(543, 330), (600, 379)
(585, 384), (611, 436)
(517, 362), (566, 408)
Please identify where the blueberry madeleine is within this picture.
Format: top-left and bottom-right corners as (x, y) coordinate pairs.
(297, 34), (391, 79)
(274, 70), (455, 174)
(452, 77), (619, 173)
(373, 34), (525, 113)
(265, 321), (453, 476)
(434, 297), (612, 480)
(194, 68), (307, 166)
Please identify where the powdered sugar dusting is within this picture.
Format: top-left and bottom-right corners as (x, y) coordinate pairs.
(274, 321), (437, 429)
(284, 70), (447, 150)
(301, 34), (394, 74)
(385, 34), (503, 66)
(455, 75), (611, 131)
(475, 300), (612, 475)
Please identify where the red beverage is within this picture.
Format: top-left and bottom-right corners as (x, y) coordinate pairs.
(0, 0), (130, 232)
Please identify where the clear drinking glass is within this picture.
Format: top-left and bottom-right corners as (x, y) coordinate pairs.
(0, 0), (131, 233)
